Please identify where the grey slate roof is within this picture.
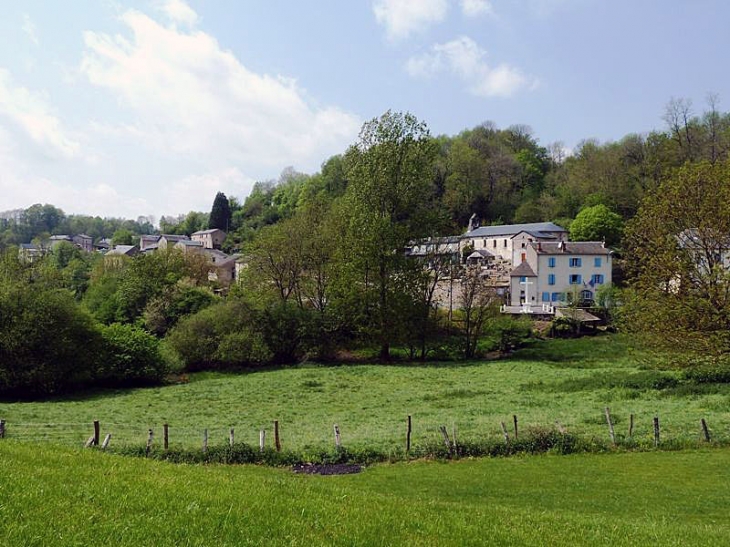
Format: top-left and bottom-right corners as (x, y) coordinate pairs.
(192, 229), (225, 235)
(464, 222), (567, 238)
(467, 249), (494, 259)
(532, 241), (611, 255)
(106, 245), (138, 256)
(510, 262), (537, 277)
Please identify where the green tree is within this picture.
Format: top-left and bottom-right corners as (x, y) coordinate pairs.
(570, 204), (624, 246)
(111, 228), (135, 246)
(623, 160), (730, 360)
(209, 192), (232, 232)
(342, 111), (438, 359)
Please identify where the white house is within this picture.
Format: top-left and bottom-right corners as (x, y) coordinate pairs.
(461, 222), (568, 263)
(508, 241), (612, 307)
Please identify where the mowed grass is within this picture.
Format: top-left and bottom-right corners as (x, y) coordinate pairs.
(2, 335), (729, 451)
(1, 441), (730, 546)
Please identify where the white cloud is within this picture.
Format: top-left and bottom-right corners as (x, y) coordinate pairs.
(0, 127), (149, 218)
(22, 14), (39, 46)
(406, 36), (536, 98)
(163, 168), (253, 218)
(0, 68), (80, 158)
(373, 0), (449, 40)
(156, 0), (199, 27)
(460, 0), (493, 17)
(79, 8), (360, 175)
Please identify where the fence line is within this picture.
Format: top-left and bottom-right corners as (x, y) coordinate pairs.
(0, 412), (723, 453)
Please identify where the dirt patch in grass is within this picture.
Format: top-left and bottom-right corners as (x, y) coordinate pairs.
(292, 463), (362, 475)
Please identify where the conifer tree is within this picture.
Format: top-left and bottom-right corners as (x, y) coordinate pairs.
(209, 192), (232, 232)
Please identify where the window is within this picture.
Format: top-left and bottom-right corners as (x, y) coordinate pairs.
(548, 274), (555, 285)
(591, 274), (604, 285)
(519, 276), (527, 282)
(551, 292), (563, 302)
(548, 257), (556, 268)
(493, 239), (497, 248)
(594, 257), (602, 267)
(503, 239), (507, 248)
(542, 292), (550, 302)
(521, 242), (526, 248)
(569, 274), (582, 285)
(569, 257), (582, 267)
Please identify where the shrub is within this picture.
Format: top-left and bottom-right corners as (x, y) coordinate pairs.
(0, 285), (103, 396)
(99, 323), (169, 385)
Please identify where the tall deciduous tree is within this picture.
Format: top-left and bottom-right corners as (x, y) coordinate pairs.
(623, 160), (730, 360)
(342, 111), (438, 359)
(209, 192), (232, 232)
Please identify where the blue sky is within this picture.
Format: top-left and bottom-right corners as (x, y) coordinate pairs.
(1, 0), (729, 220)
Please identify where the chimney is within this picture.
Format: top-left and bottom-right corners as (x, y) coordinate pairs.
(537, 242), (542, 252)
(558, 241), (565, 252)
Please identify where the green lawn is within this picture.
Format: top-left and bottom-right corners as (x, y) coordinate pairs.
(1, 335), (728, 452)
(1, 442), (729, 546)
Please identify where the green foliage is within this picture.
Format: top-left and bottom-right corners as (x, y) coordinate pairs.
(99, 323), (170, 385)
(623, 160), (730, 358)
(208, 191), (232, 231)
(165, 298), (273, 369)
(111, 228), (135, 246)
(570, 204), (624, 246)
(0, 272), (103, 396)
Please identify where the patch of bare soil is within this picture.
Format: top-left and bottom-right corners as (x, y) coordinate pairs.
(292, 463), (362, 476)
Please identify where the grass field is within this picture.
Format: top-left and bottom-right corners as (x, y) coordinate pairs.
(1, 335), (729, 453)
(1, 441), (729, 546)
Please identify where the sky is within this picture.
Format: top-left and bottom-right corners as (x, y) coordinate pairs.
(1, 0), (730, 221)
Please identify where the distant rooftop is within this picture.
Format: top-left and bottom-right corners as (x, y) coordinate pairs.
(465, 222), (567, 238)
(532, 241), (611, 255)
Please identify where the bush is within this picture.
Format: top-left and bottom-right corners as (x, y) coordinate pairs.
(99, 323), (169, 385)
(0, 285), (103, 396)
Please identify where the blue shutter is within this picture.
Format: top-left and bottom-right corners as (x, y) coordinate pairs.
(548, 274), (555, 285)
(594, 257), (602, 267)
(542, 292), (550, 302)
(548, 257), (556, 268)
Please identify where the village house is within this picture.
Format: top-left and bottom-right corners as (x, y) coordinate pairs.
(508, 241), (612, 309)
(460, 221), (569, 263)
(191, 229), (226, 250)
(72, 234), (93, 253)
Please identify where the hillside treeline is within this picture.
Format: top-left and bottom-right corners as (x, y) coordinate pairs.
(3, 101), (730, 396)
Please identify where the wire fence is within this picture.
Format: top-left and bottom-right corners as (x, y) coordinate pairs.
(0, 410), (725, 453)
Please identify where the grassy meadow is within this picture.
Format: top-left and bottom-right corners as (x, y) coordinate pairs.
(1, 441), (729, 546)
(1, 335), (729, 453)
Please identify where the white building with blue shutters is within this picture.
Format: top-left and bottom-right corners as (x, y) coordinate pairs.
(508, 241), (612, 308)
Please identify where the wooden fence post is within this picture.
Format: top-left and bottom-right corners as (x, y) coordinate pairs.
(101, 433), (112, 450)
(406, 415), (412, 454)
(93, 420), (100, 446)
(274, 421), (281, 452)
(334, 424), (341, 449)
(229, 428), (235, 448)
(513, 415), (518, 439)
(628, 414), (634, 439)
(203, 429), (208, 454)
(438, 425), (452, 455)
(0, 419), (5, 439)
(146, 429), (154, 457)
(163, 423), (169, 451)
(604, 407), (615, 445)
(84, 436), (95, 448)
(259, 429), (266, 452)
(653, 416), (660, 447)
(500, 422), (509, 444)
(701, 418), (711, 442)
